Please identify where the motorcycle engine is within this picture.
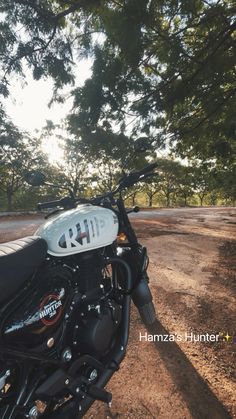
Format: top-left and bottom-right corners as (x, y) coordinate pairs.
(72, 299), (122, 357)
(69, 250), (123, 358)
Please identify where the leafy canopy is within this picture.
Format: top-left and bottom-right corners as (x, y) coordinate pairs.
(0, 0), (235, 163)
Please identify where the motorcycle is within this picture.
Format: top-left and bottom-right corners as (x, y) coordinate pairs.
(0, 161), (157, 419)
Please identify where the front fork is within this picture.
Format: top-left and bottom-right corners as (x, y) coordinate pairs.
(115, 198), (156, 325)
(117, 245), (156, 326)
(131, 247), (156, 326)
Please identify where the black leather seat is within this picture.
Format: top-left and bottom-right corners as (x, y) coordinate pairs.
(0, 236), (47, 304)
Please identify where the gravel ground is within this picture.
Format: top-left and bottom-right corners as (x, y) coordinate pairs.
(0, 207), (235, 419)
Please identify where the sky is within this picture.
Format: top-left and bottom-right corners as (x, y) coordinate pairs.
(3, 58), (169, 164)
(3, 60), (92, 163)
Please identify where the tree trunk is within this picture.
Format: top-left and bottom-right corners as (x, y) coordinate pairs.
(166, 193), (170, 207)
(199, 195), (204, 206)
(7, 189), (13, 211)
(210, 194), (217, 206)
(132, 192), (137, 206)
(148, 195), (152, 207)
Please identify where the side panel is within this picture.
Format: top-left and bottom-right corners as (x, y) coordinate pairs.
(1, 265), (71, 348)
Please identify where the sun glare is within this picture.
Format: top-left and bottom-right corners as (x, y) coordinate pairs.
(4, 60), (92, 139)
(42, 137), (65, 165)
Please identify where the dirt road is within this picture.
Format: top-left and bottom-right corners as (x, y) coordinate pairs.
(0, 207), (235, 418)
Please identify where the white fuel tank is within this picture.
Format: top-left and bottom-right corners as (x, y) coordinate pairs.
(36, 204), (119, 257)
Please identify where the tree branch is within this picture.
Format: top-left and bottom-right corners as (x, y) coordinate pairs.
(2, 23), (58, 80)
(184, 20), (236, 86)
(54, 0), (98, 20)
(179, 88), (236, 136)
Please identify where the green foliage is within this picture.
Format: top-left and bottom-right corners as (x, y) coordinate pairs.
(0, 0), (235, 208)
(0, 0), (90, 90)
(0, 132), (47, 210)
(0, 106), (21, 146)
(66, 0), (236, 163)
(213, 162), (236, 204)
(60, 136), (92, 195)
(154, 158), (182, 206)
(1, 0), (235, 163)
(178, 165), (195, 205)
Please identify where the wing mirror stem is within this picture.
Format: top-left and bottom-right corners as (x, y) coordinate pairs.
(24, 171), (75, 199)
(44, 182), (75, 199)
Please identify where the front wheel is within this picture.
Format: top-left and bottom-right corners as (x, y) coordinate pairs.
(138, 300), (156, 326)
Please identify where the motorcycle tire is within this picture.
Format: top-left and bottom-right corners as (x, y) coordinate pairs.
(138, 300), (157, 326)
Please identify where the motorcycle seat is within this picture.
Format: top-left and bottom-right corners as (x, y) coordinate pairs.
(0, 236), (47, 304)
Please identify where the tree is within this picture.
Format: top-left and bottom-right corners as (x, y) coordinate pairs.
(82, 133), (159, 200)
(0, 106), (22, 147)
(0, 0), (84, 95)
(65, 0), (236, 163)
(178, 165), (195, 206)
(214, 163), (236, 206)
(157, 159), (182, 207)
(60, 137), (91, 196)
(0, 135), (46, 210)
(142, 178), (160, 207)
(192, 163), (217, 206)
(1, 1), (235, 163)
(124, 184), (142, 207)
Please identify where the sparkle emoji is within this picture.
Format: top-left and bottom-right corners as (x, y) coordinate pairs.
(223, 332), (232, 342)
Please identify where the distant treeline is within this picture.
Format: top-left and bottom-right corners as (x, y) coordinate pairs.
(0, 135), (235, 211)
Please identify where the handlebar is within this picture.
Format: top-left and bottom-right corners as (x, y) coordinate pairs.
(37, 162), (158, 211)
(37, 196), (76, 211)
(37, 200), (61, 210)
(117, 162), (158, 190)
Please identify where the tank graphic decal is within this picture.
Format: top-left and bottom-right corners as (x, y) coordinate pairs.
(38, 207), (119, 255)
(90, 220), (95, 237)
(39, 294), (63, 326)
(59, 219), (91, 248)
(94, 216), (100, 236)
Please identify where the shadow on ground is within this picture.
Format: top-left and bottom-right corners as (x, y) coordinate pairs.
(148, 320), (232, 419)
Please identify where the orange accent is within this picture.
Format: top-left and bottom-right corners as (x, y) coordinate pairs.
(117, 233), (127, 241)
